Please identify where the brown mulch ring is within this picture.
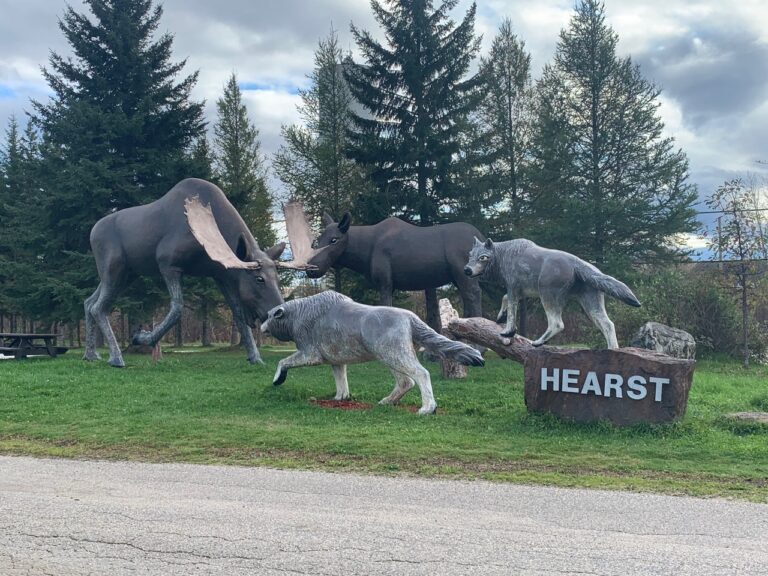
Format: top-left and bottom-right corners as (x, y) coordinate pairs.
(309, 399), (438, 414)
(310, 399), (374, 410)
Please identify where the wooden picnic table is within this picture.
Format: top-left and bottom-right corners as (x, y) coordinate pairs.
(0, 333), (69, 359)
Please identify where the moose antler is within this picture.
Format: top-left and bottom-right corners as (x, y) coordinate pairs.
(277, 201), (328, 271)
(184, 196), (261, 270)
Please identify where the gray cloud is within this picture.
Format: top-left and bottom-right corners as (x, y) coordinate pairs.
(1, 0), (767, 218)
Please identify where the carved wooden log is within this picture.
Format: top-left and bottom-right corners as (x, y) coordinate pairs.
(446, 317), (534, 364)
(439, 299), (467, 379)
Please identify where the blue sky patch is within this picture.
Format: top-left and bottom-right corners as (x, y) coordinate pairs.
(239, 81), (302, 95)
(0, 85), (15, 99)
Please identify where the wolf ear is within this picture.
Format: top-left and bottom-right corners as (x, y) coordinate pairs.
(484, 238), (494, 249)
(273, 307), (285, 319)
(338, 212), (352, 234)
(322, 211), (335, 227)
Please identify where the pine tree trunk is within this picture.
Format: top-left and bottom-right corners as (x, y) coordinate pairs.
(201, 300), (212, 347)
(175, 320), (183, 348)
(742, 279), (749, 368)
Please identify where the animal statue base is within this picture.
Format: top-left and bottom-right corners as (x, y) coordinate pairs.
(260, 291), (484, 415)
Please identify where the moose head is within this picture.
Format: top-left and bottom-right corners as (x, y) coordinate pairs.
(305, 211), (352, 278)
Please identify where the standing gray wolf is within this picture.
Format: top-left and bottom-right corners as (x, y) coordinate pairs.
(260, 291), (484, 415)
(464, 238), (641, 348)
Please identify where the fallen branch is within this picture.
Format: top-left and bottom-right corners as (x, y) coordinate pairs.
(446, 317), (534, 364)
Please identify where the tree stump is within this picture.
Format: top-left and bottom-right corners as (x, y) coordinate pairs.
(438, 299), (467, 379)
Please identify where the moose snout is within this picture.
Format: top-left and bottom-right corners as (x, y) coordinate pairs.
(464, 266), (474, 277)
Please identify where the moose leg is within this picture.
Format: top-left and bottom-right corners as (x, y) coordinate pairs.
(578, 290), (618, 349)
(499, 291), (519, 337)
(83, 284), (102, 361)
(273, 349), (323, 386)
(90, 282), (125, 368)
(216, 279), (262, 365)
(379, 369), (415, 406)
(425, 287), (441, 332)
(332, 364), (350, 400)
(132, 269), (183, 347)
(454, 273), (482, 318)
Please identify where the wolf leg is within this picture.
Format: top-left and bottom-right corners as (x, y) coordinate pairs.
(379, 369), (415, 406)
(332, 364), (350, 400)
(273, 349), (323, 386)
(499, 291), (518, 337)
(532, 292), (566, 347)
(384, 352), (435, 414)
(578, 290), (618, 349)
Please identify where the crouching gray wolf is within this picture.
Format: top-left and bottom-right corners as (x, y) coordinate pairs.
(260, 291), (484, 414)
(464, 238), (641, 348)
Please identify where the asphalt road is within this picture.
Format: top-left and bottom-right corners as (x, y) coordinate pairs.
(0, 456), (766, 575)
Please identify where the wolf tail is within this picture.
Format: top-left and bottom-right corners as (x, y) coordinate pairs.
(409, 316), (485, 367)
(575, 262), (642, 307)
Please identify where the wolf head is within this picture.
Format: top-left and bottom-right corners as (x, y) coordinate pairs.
(464, 237), (495, 278)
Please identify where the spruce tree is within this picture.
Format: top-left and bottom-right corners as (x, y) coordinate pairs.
(274, 28), (371, 291)
(477, 19), (533, 236)
(528, 0), (697, 274)
(31, 0), (205, 322)
(213, 73), (276, 249)
(345, 0), (484, 225)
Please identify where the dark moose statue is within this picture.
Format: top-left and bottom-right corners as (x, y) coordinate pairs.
(83, 178), (308, 368)
(295, 209), (485, 329)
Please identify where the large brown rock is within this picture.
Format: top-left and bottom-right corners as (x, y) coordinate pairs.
(524, 347), (695, 426)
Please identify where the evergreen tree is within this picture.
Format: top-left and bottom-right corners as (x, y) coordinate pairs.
(31, 0), (205, 322)
(345, 0), (484, 225)
(477, 18), (533, 237)
(274, 28), (371, 291)
(213, 73), (276, 249)
(274, 28), (366, 222)
(528, 0), (697, 274)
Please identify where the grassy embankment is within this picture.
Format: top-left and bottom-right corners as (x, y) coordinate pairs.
(0, 347), (766, 501)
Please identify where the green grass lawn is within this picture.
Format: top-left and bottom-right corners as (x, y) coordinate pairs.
(1, 347), (766, 501)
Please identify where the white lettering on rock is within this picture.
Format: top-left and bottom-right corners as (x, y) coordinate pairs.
(538, 368), (670, 402)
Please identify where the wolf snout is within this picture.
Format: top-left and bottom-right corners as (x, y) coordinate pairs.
(463, 266), (474, 277)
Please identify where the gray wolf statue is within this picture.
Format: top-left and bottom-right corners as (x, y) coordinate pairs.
(260, 291), (484, 414)
(84, 178), (308, 368)
(464, 238), (641, 348)
(286, 207), (484, 330)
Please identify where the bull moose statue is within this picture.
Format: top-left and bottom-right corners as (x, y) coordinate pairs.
(84, 178), (305, 367)
(285, 205), (484, 330)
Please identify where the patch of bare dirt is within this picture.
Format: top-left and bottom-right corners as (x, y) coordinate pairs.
(310, 399), (373, 410)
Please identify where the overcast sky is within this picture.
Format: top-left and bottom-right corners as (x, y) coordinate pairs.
(1, 0), (767, 236)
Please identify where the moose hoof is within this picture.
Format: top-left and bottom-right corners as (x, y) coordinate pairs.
(131, 330), (153, 346)
(108, 358), (126, 368)
(273, 369), (287, 386)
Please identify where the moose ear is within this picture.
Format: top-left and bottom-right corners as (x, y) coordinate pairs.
(236, 235), (251, 261)
(322, 211), (335, 227)
(265, 242), (286, 261)
(338, 212), (352, 234)
(484, 238), (494, 249)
